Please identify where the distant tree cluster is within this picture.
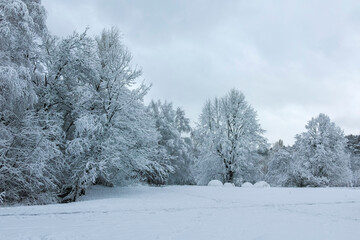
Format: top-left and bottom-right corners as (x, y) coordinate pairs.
(1, 0), (358, 205)
(193, 93), (355, 188)
(267, 114), (353, 187)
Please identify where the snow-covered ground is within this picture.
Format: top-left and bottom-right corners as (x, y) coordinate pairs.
(1, 186), (360, 240)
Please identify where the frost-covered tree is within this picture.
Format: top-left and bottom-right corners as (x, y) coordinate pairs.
(148, 100), (194, 185)
(92, 28), (172, 186)
(194, 89), (267, 185)
(290, 114), (352, 187)
(0, 0), (177, 205)
(346, 134), (360, 186)
(267, 140), (294, 186)
(43, 28), (173, 201)
(0, 0), (65, 204)
(41, 29), (100, 201)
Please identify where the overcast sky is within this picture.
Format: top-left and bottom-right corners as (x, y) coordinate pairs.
(42, 0), (360, 145)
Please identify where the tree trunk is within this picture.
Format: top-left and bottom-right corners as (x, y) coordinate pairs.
(226, 169), (234, 183)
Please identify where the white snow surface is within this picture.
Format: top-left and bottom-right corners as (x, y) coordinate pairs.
(207, 179), (223, 186)
(1, 186), (360, 240)
(254, 181), (271, 188)
(242, 182), (254, 187)
(223, 182), (235, 187)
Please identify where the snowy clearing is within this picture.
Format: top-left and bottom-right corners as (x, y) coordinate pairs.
(1, 186), (360, 240)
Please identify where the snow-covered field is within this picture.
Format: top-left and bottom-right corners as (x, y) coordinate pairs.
(1, 186), (360, 240)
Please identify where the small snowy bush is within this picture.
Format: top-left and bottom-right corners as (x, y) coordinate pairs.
(254, 181), (270, 188)
(242, 182), (253, 188)
(208, 180), (223, 187)
(233, 177), (243, 187)
(224, 182), (235, 187)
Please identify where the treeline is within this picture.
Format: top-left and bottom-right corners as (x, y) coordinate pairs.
(1, 0), (359, 205)
(193, 91), (359, 188)
(0, 0), (194, 204)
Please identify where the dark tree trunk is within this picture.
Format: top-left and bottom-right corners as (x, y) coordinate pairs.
(225, 169), (234, 183)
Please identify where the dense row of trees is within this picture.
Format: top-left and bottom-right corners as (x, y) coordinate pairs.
(193, 94), (358, 188)
(1, 0), (359, 205)
(0, 0), (190, 204)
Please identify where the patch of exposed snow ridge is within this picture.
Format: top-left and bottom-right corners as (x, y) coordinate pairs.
(254, 181), (270, 188)
(241, 182), (254, 188)
(208, 180), (223, 186)
(208, 181), (235, 187)
(242, 182), (253, 188)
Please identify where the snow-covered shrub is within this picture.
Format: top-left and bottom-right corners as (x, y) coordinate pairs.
(208, 180), (223, 187)
(242, 182), (254, 188)
(254, 181), (270, 188)
(233, 177), (243, 187)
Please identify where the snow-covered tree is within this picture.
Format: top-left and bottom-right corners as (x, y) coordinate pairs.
(147, 100), (194, 185)
(266, 140), (294, 186)
(346, 134), (360, 186)
(290, 114), (352, 187)
(0, 0), (184, 204)
(194, 89), (267, 185)
(41, 29), (100, 201)
(0, 0), (64, 204)
(43, 28), (173, 201)
(92, 28), (172, 186)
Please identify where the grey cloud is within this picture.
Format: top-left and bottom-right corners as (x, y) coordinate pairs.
(43, 0), (360, 144)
